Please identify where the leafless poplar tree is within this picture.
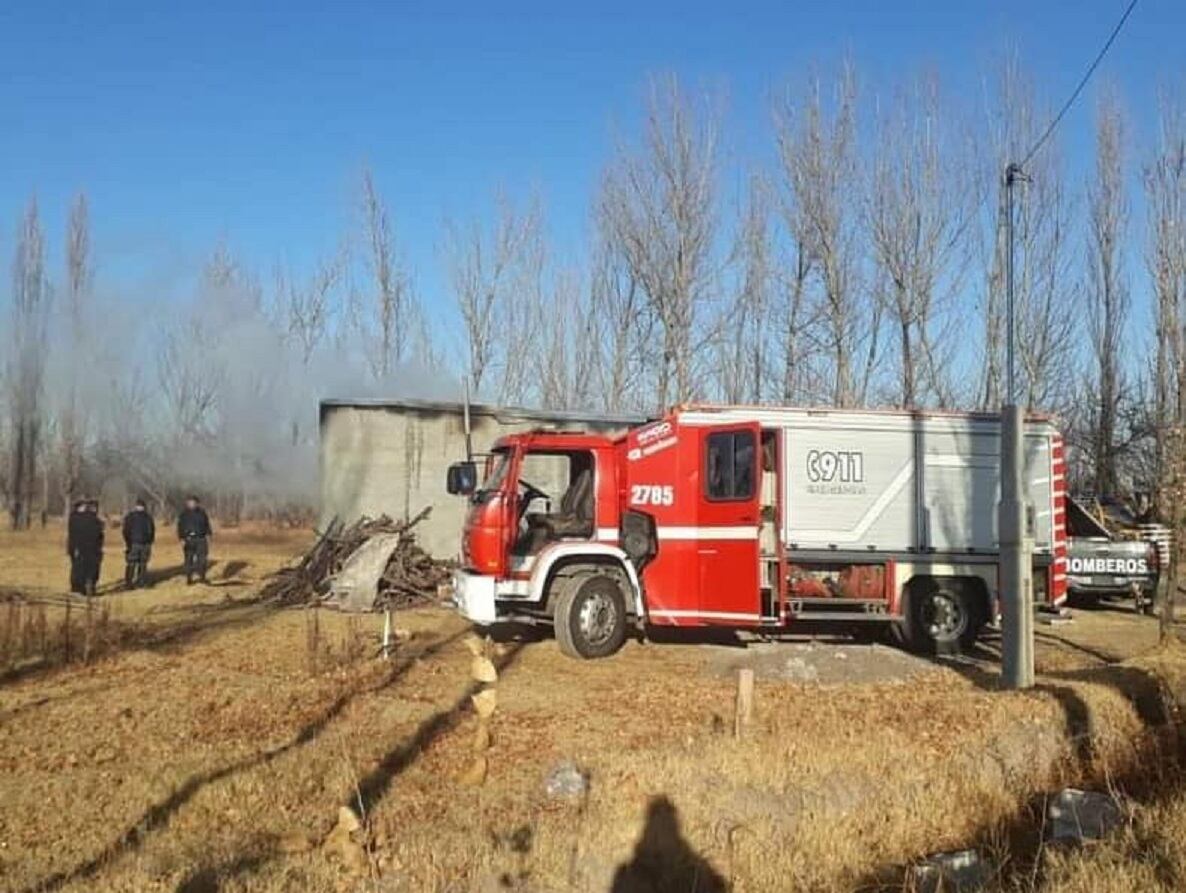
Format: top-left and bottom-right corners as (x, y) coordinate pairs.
(775, 62), (869, 407)
(445, 194), (546, 403)
(979, 61), (1028, 410)
(278, 253), (344, 365)
(1146, 91), (1186, 504)
(1015, 165), (1077, 412)
(360, 168), (414, 379)
(7, 198), (50, 529)
(718, 174), (775, 403)
(539, 269), (594, 410)
(585, 212), (656, 412)
(58, 193), (91, 512)
(770, 152), (815, 404)
(1087, 91), (1130, 496)
(499, 211), (546, 407)
(979, 60), (1077, 413)
(157, 318), (223, 442)
(869, 74), (974, 408)
(601, 75), (719, 410)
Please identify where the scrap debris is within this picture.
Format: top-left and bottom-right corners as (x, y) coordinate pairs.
(261, 508), (451, 610)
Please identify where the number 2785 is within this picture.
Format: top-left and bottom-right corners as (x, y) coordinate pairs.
(630, 485), (674, 506)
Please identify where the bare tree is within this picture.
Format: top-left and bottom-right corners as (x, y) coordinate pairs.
(585, 213), (655, 412)
(979, 60), (1077, 413)
(445, 194), (546, 403)
(1015, 165), (1078, 412)
(566, 271), (601, 411)
(774, 63), (871, 407)
(204, 241), (241, 293)
(278, 253), (344, 365)
(770, 155), (815, 404)
(601, 75), (719, 409)
(717, 174), (775, 403)
(499, 209), (546, 406)
(406, 302), (442, 373)
(1146, 90), (1186, 508)
(1087, 91), (1130, 496)
(58, 193), (91, 513)
(539, 269), (590, 410)
(979, 60), (1028, 411)
(359, 168), (414, 380)
(157, 318), (223, 442)
(7, 197), (50, 529)
(869, 74), (974, 408)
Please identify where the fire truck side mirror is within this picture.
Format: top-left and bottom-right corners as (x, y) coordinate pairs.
(446, 461), (478, 496)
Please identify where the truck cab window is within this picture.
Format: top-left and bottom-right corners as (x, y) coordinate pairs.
(518, 453), (572, 515)
(515, 450), (596, 553)
(705, 431), (756, 501)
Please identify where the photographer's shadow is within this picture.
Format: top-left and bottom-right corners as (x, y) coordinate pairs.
(611, 797), (726, 893)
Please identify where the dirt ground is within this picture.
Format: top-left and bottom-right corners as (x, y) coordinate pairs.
(1, 523), (1184, 892)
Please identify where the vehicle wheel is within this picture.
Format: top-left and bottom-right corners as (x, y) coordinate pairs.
(552, 572), (628, 659)
(900, 578), (983, 655)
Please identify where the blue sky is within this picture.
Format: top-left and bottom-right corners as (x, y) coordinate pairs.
(0, 0), (1175, 327)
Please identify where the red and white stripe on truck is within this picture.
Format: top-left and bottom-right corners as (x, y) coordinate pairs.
(1050, 434), (1069, 606)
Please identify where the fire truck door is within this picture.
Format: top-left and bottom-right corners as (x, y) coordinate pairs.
(697, 423), (761, 622)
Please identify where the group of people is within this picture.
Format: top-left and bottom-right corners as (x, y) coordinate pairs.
(66, 495), (214, 596)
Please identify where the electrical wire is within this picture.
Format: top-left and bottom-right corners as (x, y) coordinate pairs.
(1018, 0), (1139, 170)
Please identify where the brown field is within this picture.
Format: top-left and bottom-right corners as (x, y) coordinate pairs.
(2, 523), (1186, 892)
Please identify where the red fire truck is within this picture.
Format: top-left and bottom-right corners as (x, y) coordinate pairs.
(446, 405), (1067, 659)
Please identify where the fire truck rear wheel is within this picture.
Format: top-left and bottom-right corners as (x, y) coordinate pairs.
(553, 572), (628, 659)
(901, 578), (984, 655)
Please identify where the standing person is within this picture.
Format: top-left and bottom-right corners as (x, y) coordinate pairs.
(177, 495), (212, 585)
(122, 498), (156, 589)
(86, 499), (105, 594)
(66, 499), (89, 594)
(66, 498), (104, 596)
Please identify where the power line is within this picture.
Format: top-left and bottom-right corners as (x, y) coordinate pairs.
(1019, 0), (1139, 169)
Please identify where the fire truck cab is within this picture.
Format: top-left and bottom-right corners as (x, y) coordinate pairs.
(449, 430), (642, 658)
(447, 406), (1067, 659)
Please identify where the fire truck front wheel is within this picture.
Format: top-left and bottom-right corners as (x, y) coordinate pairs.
(553, 572), (628, 659)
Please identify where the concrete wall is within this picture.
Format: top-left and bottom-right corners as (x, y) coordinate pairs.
(319, 399), (642, 558)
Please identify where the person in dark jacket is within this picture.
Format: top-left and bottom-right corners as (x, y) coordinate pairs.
(177, 495), (212, 584)
(86, 499), (105, 591)
(67, 498), (104, 596)
(122, 498), (156, 589)
(66, 499), (87, 594)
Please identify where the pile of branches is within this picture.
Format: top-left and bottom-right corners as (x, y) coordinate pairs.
(262, 507), (451, 608)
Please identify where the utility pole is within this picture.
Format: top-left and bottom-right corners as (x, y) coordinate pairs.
(463, 375), (473, 463)
(1000, 162), (1034, 690)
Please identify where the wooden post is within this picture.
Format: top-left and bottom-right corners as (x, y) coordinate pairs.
(734, 668), (754, 739)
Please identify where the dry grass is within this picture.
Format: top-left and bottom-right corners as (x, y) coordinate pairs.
(0, 523), (1184, 891)
(0, 594), (126, 674)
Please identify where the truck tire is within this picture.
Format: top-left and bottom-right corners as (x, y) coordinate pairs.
(552, 572), (628, 659)
(1140, 592), (1158, 616)
(900, 578), (984, 655)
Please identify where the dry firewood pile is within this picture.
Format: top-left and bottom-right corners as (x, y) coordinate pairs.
(261, 507), (451, 609)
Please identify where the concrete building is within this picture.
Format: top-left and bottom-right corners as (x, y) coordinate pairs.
(319, 398), (644, 558)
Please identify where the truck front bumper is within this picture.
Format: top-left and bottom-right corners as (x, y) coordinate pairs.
(1067, 576), (1157, 596)
(451, 569), (498, 624)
